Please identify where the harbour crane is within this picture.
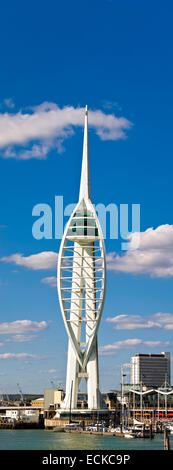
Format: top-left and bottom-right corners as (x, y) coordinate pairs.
(50, 379), (63, 390)
(50, 380), (60, 389)
(17, 383), (24, 404)
(5, 391), (9, 403)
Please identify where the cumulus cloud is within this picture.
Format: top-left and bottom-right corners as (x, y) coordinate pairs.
(0, 320), (48, 334)
(0, 103), (132, 160)
(1, 251), (57, 270)
(41, 276), (57, 288)
(106, 313), (173, 330)
(5, 335), (38, 343)
(0, 353), (47, 360)
(99, 338), (170, 355)
(106, 224), (173, 277)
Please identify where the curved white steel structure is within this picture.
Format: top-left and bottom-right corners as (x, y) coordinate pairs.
(57, 106), (106, 410)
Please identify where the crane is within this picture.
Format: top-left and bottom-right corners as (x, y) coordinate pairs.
(17, 383), (24, 404)
(50, 380), (56, 388)
(50, 379), (63, 390)
(5, 391), (9, 403)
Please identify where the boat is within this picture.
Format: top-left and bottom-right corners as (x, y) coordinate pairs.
(53, 426), (65, 432)
(165, 423), (173, 434)
(64, 423), (83, 432)
(114, 428), (122, 435)
(123, 428), (136, 439)
(131, 419), (151, 438)
(132, 419), (144, 432)
(86, 423), (108, 432)
(124, 432), (135, 439)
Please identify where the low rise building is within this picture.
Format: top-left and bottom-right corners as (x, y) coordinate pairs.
(44, 388), (65, 410)
(31, 397), (44, 408)
(4, 408), (39, 423)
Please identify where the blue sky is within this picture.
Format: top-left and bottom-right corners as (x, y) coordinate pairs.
(0, 0), (173, 393)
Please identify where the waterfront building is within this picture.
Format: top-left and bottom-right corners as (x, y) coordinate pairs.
(0, 408), (40, 423)
(124, 386), (173, 421)
(130, 352), (171, 388)
(57, 106), (106, 412)
(31, 397), (44, 408)
(44, 388), (65, 410)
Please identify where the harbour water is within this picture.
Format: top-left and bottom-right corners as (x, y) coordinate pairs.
(0, 429), (172, 450)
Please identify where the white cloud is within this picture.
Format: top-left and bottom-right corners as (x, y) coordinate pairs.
(107, 224), (173, 278)
(5, 335), (37, 343)
(106, 313), (173, 330)
(101, 100), (122, 112)
(106, 314), (162, 330)
(4, 98), (15, 109)
(99, 338), (170, 355)
(1, 251), (57, 270)
(0, 320), (48, 334)
(41, 276), (57, 288)
(152, 313), (173, 331)
(0, 103), (132, 160)
(100, 339), (142, 352)
(0, 353), (47, 360)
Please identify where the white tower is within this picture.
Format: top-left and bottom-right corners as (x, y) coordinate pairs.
(57, 106), (106, 410)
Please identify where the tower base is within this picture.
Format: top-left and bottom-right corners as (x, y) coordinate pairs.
(45, 408), (111, 430)
(55, 408), (109, 426)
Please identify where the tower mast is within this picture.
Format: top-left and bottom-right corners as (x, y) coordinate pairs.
(79, 105), (91, 202)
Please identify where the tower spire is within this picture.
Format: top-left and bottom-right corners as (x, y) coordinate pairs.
(79, 105), (91, 201)
(57, 101), (106, 413)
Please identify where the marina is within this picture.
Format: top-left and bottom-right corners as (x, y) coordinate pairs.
(0, 429), (172, 451)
